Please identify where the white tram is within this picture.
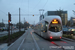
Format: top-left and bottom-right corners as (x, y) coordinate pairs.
(34, 15), (63, 39)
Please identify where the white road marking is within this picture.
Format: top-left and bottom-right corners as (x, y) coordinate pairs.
(31, 32), (40, 50)
(17, 38), (25, 50)
(42, 48), (44, 50)
(7, 33), (26, 50)
(3, 30), (26, 50)
(32, 48), (35, 50)
(17, 33), (27, 50)
(23, 49), (24, 50)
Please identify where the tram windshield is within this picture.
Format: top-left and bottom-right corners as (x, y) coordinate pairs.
(49, 24), (62, 32)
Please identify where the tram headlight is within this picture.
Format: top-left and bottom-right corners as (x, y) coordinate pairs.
(46, 24), (48, 26)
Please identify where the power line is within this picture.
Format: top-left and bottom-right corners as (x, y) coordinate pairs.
(20, 0), (28, 14)
(42, 0), (48, 8)
(0, 10), (7, 15)
(30, 0), (41, 13)
(21, 8), (28, 13)
(33, 0), (41, 10)
(6, 14), (39, 16)
(28, 0), (29, 16)
(20, 0), (23, 7)
(5, 13), (40, 16)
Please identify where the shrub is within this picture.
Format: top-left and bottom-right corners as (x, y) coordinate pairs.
(63, 34), (72, 39)
(0, 31), (25, 43)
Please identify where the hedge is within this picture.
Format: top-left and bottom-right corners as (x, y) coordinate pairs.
(0, 31), (25, 43)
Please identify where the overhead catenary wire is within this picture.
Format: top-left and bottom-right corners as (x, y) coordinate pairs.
(32, 0), (41, 10)
(0, 10), (7, 15)
(19, 0), (30, 15)
(20, 0), (23, 7)
(30, 0), (48, 15)
(30, 0), (41, 13)
(28, 0), (29, 16)
(5, 13), (40, 16)
(42, 0), (48, 8)
(39, 0), (48, 15)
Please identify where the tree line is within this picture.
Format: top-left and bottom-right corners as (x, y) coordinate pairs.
(0, 22), (30, 28)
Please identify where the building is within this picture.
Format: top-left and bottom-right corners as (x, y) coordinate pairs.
(40, 11), (68, 25)
(70, 17), (75, 26)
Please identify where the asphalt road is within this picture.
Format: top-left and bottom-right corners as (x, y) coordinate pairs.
(7, 28), (75, 50)
(0, 29), (24, 37)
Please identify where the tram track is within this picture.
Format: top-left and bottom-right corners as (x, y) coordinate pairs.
(33, 32), (66, 50)
(17, 32), (28, 50)
(62, 37), (75, 42)
(31, 32), (40, 50)
(7, 29), (75, 50)
(34, 31), (75, 50)
(17, 29), (39, 50)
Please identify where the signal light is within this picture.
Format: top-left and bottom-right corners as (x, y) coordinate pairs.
(9, 14), (11, 21)
(8, 12), (11, 22)
(8, 20), (10, 22)
(50, 37), (52, 39)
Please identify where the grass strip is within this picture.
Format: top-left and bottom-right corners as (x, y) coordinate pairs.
(0, 31), (25, 43)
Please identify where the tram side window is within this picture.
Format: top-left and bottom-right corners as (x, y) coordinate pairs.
(41, 22), (45, 31)
(38, 24), (41, 30)
(35, 26), (36, 29)
(36, 25), (38, 30)
(44, 21), (48, 32)
(40, 21), (48, 32)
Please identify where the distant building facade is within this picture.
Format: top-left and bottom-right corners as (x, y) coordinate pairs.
(70, 17), (75, 26)
(40, 11), (68, 25)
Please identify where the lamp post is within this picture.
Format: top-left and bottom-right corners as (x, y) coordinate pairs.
(24, 18), (25, 31)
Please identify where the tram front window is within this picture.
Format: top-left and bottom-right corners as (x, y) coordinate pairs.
(49, 25), (62, 32)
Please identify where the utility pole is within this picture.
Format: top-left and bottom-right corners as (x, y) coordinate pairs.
(9, 23), (12, 42)
(8, 12), (11, 46)
(19, 8), (21, 31)
(34, 21), (35, 26)
(24, 18), (25, 31)
(2, 19), (3, 23)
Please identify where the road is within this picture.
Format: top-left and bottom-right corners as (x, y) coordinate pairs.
(6, 28), (75, 50)
(0, 29), (24, 37)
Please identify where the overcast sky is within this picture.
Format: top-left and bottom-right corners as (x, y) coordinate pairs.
(0, 0), (75, 24)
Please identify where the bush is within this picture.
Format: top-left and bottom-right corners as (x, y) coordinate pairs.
(0, 31), (25, 43)
(63, 34), (72, 39)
